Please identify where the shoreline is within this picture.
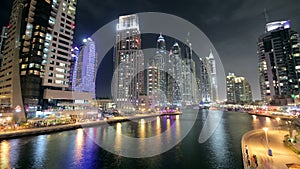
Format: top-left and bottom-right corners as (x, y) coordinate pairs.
(0, 112), (181, 140)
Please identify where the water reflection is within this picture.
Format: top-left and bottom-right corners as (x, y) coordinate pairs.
(176, 115), (181, 140)
(32, 135), (47, 168)
(266, 117), (271, 123)
(0, 140), (10, 168)
(74, 129), (84, 163)
(1, 111), (290, 168)
(115, 122), (122, 153)
(251, 114), (288, 130)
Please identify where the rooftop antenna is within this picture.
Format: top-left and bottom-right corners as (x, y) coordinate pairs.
(264, 8), (269, 23)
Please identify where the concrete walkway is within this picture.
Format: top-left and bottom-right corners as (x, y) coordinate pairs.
(241, 129), (300, 169)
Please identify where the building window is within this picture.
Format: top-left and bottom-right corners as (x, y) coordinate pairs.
(29, 63), (34, 68)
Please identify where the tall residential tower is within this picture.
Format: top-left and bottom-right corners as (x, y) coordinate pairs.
(0, 0), (77, 120)
(258, 20), (300, 104)
(226, 73), (252, 104)
(72, 38), (97, 99)
(113, 14), (145, 110)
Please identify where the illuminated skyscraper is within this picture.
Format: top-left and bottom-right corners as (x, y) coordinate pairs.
(196, 50), (217, 104)
(170, 42), (183, 106)
(0, 0), (77, 120)
(197, 57), (211, 103)
(258, 20), (300, 104)
(0, 26), (7, 67)
(113, 14), (145, 110)
(147, 34), (167, 107)
(226, 73), (252, 104)
(208, 50), (217, 102)
(182, 33), (197, 105)
(72, 38), (97, 99)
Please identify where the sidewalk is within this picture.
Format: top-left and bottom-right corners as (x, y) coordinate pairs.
(241, 129), (300, 169)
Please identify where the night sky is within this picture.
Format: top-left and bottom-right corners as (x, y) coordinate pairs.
(1, 0), (300, 100)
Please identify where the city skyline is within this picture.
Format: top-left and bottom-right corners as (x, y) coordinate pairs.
(1, 0), (300, 100)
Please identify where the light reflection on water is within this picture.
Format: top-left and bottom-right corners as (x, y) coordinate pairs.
(0, 140), (10, 168)
(0, 110), (290, 169)
(74, 129), (84, 164)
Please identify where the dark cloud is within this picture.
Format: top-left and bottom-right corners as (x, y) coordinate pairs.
(1, 0), (300, 100)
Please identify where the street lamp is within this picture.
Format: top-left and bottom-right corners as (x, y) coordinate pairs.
(263, 127), (272, 156)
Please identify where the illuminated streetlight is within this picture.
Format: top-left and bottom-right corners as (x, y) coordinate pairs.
(263, 127), (272, 156)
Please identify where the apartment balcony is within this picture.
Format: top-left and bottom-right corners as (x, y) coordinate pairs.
(24, 35), (31, 41)
(30, 4), (36, 11)
(28, 17), (34, 23)
(22, 47), (30, 53)
(23, 41), (30, 47)
(30, 0), (37, 6)
(29, 10), (35, 18)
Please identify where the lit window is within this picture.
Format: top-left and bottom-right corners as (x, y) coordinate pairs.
(29, 63), (34, 68)
(21, 64), (27, 69)
(39, 32), (45, 37)
(55, 68), (65, 73)
(55, 80), (63, 84)
(34, 70), (39, 75)
(46, 33), (52, 41)
(56, 74), (64, 78)
(49, 17), (55, 25)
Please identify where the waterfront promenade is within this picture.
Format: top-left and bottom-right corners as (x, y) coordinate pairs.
(0, 112), (181, 140)
(241, 129), (300, 169)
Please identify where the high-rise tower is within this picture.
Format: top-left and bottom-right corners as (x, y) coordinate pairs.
(208, 50), (217, 102)
(258, 20), (300, 104)
(113, 14), (145, 110)
(169, 42), (182, 106)
(72, 38), (97, 99)
(147, 34), (167, 107)
(0, 26), (7, 67)
(226, 73), (252, 104)
(0, 0), (77, 120)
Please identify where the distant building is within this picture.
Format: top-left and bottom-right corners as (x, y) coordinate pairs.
(147, 34), (167, 107)
(226, 73), (252, 104)
(182, 33), (197, 105)
(113, 14), (145, 110)
(258, 20), (300, 105)
(208, 50), (217, 102)
(0, 26), (7, 67)
(169, 42), (183, 106)
(69, 47), (79, 91)
(0, 0), (78, 120)
(197, 50), (217, 103)
(72, 38), (97, 99)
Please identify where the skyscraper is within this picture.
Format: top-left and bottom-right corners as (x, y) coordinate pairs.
(196, 50), (217, 103)
(226, 73), (252, 104)
(0, 26), (7, 67)
(208, 50), (217, 102)
(72, 38), (97, 99)
(147, 34), (167, 107)
(182, 33), (197, 105)
(258, 20), (300, 104)
(169, 42), (183, 106)
(0, 0), (77, 120)
(197, 57), (211, 103)
(113, 14), (145, 110)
